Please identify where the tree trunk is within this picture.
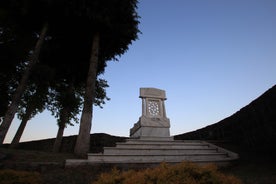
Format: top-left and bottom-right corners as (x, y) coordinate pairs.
(53, 80), (74, 153)
(74, 32), (100, 157)
(0, 23), (48, 144)
(10, 107), (33, 148)
(52, 123), (65, 153)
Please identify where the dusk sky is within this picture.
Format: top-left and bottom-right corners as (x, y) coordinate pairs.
(4, 0), (276, 143)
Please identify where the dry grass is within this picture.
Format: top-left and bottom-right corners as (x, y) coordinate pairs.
(0, 147), (76, 163)
(221, 159), (276, 184)
(1, 147), (276, 184)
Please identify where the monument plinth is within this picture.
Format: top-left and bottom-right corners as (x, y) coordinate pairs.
(130, 88), (171, 140)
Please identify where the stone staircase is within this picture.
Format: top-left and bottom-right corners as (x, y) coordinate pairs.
(66, 138), (239, 167)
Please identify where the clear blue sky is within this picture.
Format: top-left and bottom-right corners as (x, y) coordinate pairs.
(4, 0), (276, 143)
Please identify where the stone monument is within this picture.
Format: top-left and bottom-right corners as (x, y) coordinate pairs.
(66, 87), (239, 167)
(130, 88), (172, 140)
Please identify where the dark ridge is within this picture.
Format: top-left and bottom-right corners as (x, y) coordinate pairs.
(3, 133), (127, 153)
(174, 85), (276, 159)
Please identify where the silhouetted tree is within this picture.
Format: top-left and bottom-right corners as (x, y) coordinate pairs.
(0, 0), (139, 151)
(0, 23), (48, 144)
(0, 0), (52, 144)
(50, 78), (109, 153)
(10, 64), (53, 148)
(49, 79), (82, 152)
(73, 0), (140, 156)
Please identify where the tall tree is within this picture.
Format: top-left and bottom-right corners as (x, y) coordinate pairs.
(0, 0), (74, 144)
(0, 23), (48, 144)
(50, 79), (82, 152)
(0, 2), (35, 118)
(74, 0), (140, 156)
(10, 64), (53, 148)
(50, 78), (109, 153)
(75, 32), (100, 156)
(40, 23), (110, 152)
(0, 0), (55, 144)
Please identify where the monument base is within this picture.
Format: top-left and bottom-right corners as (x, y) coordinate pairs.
(130, 127), (171, 139)
(130, 116), (170, 139)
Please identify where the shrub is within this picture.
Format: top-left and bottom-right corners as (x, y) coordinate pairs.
(92, 161), (242, 184)
(0, 169), (42, 184)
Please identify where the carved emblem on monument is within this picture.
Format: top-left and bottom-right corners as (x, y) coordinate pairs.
(148, 100), (160, 116)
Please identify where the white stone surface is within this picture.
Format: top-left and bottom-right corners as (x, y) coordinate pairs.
(65, 139), (239, 167)
(64, 139), (238, 167)
(130, 127), (170, 138)
(139, 88), (166, 99)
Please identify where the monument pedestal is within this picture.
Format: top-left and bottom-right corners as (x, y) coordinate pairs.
(130, 116), (172, 140)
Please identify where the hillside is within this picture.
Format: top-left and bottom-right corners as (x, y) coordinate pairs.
(174, 85), (276, 158)
(3, 133), (126, 153)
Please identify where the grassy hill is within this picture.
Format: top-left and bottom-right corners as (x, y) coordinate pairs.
(3, 133), (126, 153)
(175, 85), (276, 160)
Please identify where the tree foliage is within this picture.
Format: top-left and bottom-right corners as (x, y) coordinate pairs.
(0, 0), (140, 149)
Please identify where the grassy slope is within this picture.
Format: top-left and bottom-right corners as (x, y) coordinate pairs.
(0, 147), (115, 184)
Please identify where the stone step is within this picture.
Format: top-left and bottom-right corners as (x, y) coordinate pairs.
(116, 143), (210, 149)
(103, 147), (218, 155)
(124, 139), (206, 144)
(65, 140), (239, 167)
(66, 157), (235, 167)
(129, 136), (174, 141)
(87, 152), (228, 163)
